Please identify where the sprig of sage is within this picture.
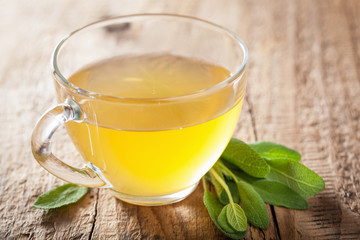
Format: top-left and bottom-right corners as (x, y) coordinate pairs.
(203, 138), (325, 239)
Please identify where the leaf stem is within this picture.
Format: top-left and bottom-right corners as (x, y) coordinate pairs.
(209, 168), (235, 205)
(202, 177), (209, 193)
(217, 161), (240, 183)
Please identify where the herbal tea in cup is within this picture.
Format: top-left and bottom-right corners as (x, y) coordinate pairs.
(31, 14), (248, 205)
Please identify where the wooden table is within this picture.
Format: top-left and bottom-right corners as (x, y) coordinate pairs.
(1, 0), (360, 239)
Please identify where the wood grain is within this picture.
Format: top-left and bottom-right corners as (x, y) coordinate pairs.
(0, 0), (359, 239)
(245, 0), (360, 239)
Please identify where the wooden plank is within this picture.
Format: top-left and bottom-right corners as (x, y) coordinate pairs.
(246, 0), (360, 239)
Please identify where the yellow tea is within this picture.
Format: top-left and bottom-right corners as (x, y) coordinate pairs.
(65, 54), (243, 196)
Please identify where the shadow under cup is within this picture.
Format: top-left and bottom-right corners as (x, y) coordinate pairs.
(31, 14), (248, 206)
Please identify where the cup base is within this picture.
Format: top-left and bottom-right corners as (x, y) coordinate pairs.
(110, 182), (199, 206)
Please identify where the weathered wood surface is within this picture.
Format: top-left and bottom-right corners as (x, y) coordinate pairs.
(0, 0), (359, 239)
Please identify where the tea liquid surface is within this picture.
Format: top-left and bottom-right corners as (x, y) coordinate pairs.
(66, 54), (242, 196)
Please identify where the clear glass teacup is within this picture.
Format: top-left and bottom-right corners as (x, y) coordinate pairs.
(31, 14), (248, 206)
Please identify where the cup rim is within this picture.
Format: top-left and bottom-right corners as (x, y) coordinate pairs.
(52, 13), (248, 103)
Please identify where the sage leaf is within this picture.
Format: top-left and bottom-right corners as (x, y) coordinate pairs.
(265, 159), (325, 198)
(203, 189), (225, 228)
(252, 180), (308, 209)
(203, 184), (246, 239)
(231, 168), (258, 184)
(217, 206), (248, 239)
(203, 180), (226, 231)
(237, 181), (269, 229)
(226, 203), (247, 232)
(33, 183), (88, 209)
(249, 141), (301, 162)
(221, 138), (270, 178)
(220, 180), (240, 205)
(218, 206), (238, 233)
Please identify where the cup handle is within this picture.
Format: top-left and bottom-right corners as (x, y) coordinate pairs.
(31, 99), (107, 188)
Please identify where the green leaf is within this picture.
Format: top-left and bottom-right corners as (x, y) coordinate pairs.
(218, 206), (238, 233)
(221, 138), (270, 178)
(217, 206), (248, 239)
(220, 180), (240, 205)
(203, 182), (247, 239)
(265, 159), (325, 198)
(33, 183), (88, 209)
(252, 180), (309, 209)
(249, 141), (301, 162)
(231, 168), (258, 184)
(203, 189), (225, 228)
(226, 203), (247, 232)
(236, 181), (269, 229)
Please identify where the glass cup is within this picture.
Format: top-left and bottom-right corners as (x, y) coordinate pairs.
(31, 14), (248, 206)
